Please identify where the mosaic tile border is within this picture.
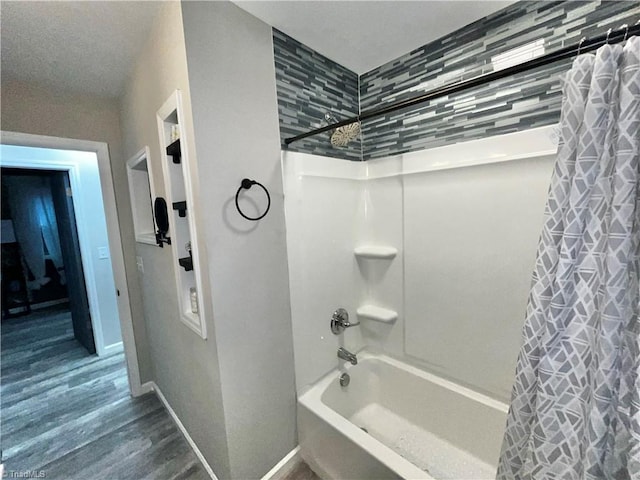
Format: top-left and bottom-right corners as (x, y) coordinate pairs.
(273, 29), (361, 161)
(273, 1), (640, 161)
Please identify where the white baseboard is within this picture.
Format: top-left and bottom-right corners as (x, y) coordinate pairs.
(261, 446), (301, 480)
(31, 298), (70, 310)
(133, 381), (155, 397)
(150, 382), (218, 480)
(103, 341), (124, 356)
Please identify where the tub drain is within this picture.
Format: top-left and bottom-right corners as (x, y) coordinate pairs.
(360, 427), (368, 433)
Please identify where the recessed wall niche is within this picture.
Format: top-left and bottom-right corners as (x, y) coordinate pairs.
(156, 90), (207, 339)
(126, 146), (157, 245)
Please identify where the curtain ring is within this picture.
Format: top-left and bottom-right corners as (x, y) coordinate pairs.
(606, 28), (612, 44)
(577, 37), (586, 56)
(620, 24), (629, 42)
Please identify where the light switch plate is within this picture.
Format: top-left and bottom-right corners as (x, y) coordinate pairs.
(136, 256), (144, 274)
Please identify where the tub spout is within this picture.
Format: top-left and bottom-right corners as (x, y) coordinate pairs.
(338, 347), (358, 365)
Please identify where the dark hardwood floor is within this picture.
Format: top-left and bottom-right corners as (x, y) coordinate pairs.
(1, 305), (208, 480)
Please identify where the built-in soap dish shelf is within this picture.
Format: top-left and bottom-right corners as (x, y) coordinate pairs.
(354, 246), (398, 260)
(356, 305), (398, 323)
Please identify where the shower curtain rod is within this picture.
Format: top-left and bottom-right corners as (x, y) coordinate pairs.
(284, 22), (640, 146)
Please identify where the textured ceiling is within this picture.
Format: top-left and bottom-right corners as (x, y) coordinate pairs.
(1, 1), (162, 98)
(233, 1), (515, 73)
(1, 1), (514, 99)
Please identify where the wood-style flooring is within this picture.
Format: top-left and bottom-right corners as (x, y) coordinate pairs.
(1, 305), (208, 480)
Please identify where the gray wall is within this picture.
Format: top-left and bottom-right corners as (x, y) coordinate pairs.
(181, 2), (297, 479)
(118, 2), (230, 477)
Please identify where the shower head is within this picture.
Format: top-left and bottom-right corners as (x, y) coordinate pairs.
(330, 122), (361, 147)
(325, 112), (361, 148)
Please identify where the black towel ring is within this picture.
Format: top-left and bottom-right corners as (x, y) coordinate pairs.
(235, 178), (271, 221)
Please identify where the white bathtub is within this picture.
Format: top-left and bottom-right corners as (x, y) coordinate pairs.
(298, 351), (509, 479)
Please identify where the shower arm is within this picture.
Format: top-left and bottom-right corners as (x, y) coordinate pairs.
(284, 22), (640, 146)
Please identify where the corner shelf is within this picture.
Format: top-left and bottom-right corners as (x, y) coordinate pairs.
(357, 305), (398, 323)
(354, 245), (398, 260)
(157, 90), (207, 339)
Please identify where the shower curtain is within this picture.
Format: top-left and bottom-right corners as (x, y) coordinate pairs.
(497, 38), (640, 479)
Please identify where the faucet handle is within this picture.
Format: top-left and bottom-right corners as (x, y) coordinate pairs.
(331, 308), (360, 335)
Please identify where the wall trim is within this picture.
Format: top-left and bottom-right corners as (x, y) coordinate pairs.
(282, 125), (559, 181)
(398, 124), (558, 177)
(149, 382), (219, 480)
(260, 446), (301, 480)
(30, 298), (70, 310)
(8, 297), (69, 314)
(103, 341), (124, 356)
(139, 381), (155, 396)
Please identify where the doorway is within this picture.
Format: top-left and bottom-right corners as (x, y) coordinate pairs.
(2, 167), (97, 353)
(0, 132), (158, 477)
(0, 146), (123, 356)
(0, 152), (129, 472)
(0, 131), (144, 396)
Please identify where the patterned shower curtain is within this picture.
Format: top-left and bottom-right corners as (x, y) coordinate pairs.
(497, 37), (640, 479)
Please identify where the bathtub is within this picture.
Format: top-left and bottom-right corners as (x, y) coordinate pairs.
(298, 351), (509, 479)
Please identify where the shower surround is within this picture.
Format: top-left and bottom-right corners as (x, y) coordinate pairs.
(282, 126), (559, 477)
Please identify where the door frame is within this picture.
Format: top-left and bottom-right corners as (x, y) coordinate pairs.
(0, 130), (145, 396)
